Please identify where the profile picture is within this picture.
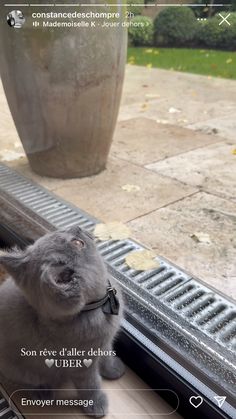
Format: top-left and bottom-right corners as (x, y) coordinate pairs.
(7, 10), (25, 28)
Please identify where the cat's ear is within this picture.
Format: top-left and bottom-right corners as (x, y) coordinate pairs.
(83, 230), (95, 240)
(0, 248), (28, 278)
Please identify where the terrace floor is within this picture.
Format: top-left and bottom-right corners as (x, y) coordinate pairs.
(1, 65), (236, 300)
(1, 64), (236, 419)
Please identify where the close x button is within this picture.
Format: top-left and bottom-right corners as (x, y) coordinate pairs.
(218, 13), (231, 26)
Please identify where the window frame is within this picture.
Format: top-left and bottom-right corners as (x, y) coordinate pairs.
(0, 191), (235, 419)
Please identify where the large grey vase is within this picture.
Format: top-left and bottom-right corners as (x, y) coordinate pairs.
(0, 3), (127, 178)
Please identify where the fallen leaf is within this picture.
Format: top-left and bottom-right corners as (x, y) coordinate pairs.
(94, 222), (131, 241)
(145, 49), (153, 53)
(156, 119), (169, 124)
(190, 232), (211, 244)
(128, 56), (135, 65)
(232, 149), (236, 155)
(169, 107), (181, 114)
(0, 150), (25, 161)
(14, 142), (22, 148)
(125, 250), (160, 271)
(226, 58), (232, 64)
(146, 63), (152, 69)
(141, 103), (149, 110)
(145, 93), (160, 99)
(122, 184), (141, 192)
(177, 119), (188, 124)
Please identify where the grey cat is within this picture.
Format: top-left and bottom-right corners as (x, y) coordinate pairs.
(0, 226), (125, 417)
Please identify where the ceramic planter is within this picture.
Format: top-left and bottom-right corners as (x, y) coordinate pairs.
(0, 2), (127, 178)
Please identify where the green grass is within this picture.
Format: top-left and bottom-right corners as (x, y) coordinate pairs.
(128, 47), (236, 79)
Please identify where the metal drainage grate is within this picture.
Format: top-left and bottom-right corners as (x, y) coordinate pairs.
(163, 279), (236, 351)
(0, 163), (236, 356)
(0, 165), (96, 232)
(98, 238), (190, 299)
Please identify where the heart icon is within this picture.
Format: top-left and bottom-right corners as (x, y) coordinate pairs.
(45, 359), (54, 368)
(83, 359), (93, 368)
(189, 396), (203, 408)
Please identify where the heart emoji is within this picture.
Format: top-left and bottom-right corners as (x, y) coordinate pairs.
(83, 359), (93, 368)
(189, 396), (203, 408)
(45, 359), (54, 368)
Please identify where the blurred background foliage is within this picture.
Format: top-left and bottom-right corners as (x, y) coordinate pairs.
(126, 2), (236, 79)
(127, 3), (236, 50)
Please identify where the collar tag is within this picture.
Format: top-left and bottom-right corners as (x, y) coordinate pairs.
(102, 287), (120, 315)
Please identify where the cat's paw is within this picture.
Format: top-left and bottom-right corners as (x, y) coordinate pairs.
(81, 391), (108, 418)
(100, 356), (125, 380)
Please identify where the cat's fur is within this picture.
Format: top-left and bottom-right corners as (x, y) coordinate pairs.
(0, 226), (125, 417)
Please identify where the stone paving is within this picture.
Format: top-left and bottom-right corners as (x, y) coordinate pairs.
(0, 66), (235, 299)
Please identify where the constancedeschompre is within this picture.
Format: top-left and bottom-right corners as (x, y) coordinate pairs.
(32, 11), (120, 19)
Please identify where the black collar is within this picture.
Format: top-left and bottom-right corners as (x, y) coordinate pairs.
(81, 280), (120, 315)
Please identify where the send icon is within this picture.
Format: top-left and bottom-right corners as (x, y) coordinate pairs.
(214, 396), (226, 408)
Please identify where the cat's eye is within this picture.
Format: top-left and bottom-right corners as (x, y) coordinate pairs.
(71, 239), (85, 249)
